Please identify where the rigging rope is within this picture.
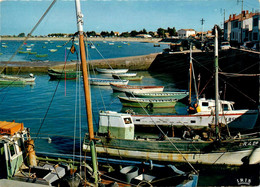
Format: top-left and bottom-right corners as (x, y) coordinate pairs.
(0, 0), (57, 74)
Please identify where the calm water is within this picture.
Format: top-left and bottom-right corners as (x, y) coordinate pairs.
(0, 40), (259, 186)
(0, 40), (168, 62)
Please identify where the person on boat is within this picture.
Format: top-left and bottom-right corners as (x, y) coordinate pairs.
(188, 103), (200, 114)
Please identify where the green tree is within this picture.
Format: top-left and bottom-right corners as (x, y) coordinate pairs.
(101, 31), (109, 37)
(157, 28), (166, 38)
(212, 25), (223, 38)
(148, 31), (155, 37)
(139, 28), (147, 34)
(120, 32), (130, 37)
(110, 31), (115, 37)
(18, 33), (25, 37)
(130, 30), (138, 37)
(168, 27), (177, 36)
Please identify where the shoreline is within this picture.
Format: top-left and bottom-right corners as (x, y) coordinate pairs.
(0, 36), (162, 43)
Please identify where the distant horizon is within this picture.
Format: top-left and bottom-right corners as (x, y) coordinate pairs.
(1, 0), (259, 36)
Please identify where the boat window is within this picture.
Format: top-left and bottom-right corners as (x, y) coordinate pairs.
(202, 102), (208, 107)
(124, 118), (132, 124)
(9, 144), (16, 157)
(223, 104), (229, 111)
(190, 120), (196, 123)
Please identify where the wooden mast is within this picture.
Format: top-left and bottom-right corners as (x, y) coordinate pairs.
(75, 0), (99, 183)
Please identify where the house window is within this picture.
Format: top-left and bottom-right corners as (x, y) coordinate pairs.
(253, 17), (258, 27)
(253, 32), (258, 40)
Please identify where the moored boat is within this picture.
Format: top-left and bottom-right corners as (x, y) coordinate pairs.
(48, 68), (82, 80)
(96, 67), (128, 74)
(89, 77), (129, 86)
(83, 110), (260, 166)
(126, 91), (189, 99)
(110, 83), (164, 93)
(113, 74), (144, 81)
(118, 96), (177, 108)
(0, 73), (36, 84)
(112, 73), (137, 77)
(131, 97), (259, 129)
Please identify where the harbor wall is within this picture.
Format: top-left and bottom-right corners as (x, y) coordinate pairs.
(0, 53), (158, 73)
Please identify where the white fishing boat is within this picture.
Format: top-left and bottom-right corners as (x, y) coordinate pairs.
(96, 67), (128, 74)
(89, 78), (129, 86)
(110, 83), (164, 93)
(0, 73), (36, 83)
(112, 72), (137, 77)
(131, 97), (259, 129)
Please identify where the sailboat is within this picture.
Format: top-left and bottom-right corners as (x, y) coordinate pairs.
(0, 0), (199, 186)
(83, 26), (260, 166)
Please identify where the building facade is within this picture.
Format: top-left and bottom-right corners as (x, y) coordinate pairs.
(177, 29), (196, 39)
(224, 10), (259, 44)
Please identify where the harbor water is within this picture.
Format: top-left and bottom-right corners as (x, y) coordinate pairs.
(0, 40), (259, 186)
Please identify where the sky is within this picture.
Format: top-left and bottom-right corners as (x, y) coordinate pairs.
(0, 0), (259, 36)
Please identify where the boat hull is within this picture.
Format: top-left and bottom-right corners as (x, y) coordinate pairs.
(132, 109), (259, 129)
(110, 84), (164, 93)
(118, 96), (177, 108)
(83, 135), (260, 166)
(48, 69), (81, 79)
(112, 75), (144, 81)
(126, 91), (189, 99)
(96, 68), (128, 74)
(89, 78), (128, 86)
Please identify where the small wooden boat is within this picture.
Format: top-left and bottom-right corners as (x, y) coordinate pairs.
(35, 54), (48, 57)
(0, 78), (25, 85)
(89, 78), (129, 86)
(48, 69), (81, 80)
(125, 91), (189, 99)
(96, 68), (128, 74)
(113, 75), (144, 81)
(118, 96), (177, 108)
(0, 73), (36, 83)
(110, 83), (164, 93)
(49, 49), (57, 52)
(112, 73), (137, 77)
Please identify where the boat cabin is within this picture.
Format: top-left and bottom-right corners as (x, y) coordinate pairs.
(98, 111), (134, 139)
(198, 98), (235, 113)
(0, 121), (26, 179)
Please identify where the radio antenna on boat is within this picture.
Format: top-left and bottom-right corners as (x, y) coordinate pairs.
(214, 25), (220, 139)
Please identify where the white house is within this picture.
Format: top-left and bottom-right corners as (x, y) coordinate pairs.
(177, 29), (196, 39)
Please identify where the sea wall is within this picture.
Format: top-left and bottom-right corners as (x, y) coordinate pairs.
(0, 53), (158, 73)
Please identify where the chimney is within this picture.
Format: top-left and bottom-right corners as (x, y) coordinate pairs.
(246, 10), (248, 14)
(229, 15), (232, 20)
(233, 14), (236, 19)
(242, 10), (245, 17)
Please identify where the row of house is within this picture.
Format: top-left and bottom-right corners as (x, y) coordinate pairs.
(224, 10), (260, 44)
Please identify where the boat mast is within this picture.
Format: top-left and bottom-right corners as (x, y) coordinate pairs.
(214, 25), (220, 138)
(75, 0), (99, 183)
(189, 43), (192, 104)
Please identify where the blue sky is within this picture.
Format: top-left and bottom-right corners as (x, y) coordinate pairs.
(0, 0), (259, 35)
